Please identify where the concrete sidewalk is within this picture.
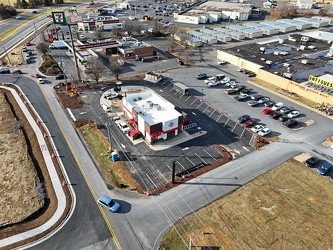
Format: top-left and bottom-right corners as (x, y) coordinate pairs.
(0, 84), (70, 248)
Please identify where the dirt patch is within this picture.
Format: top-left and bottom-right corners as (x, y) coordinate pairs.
(53, 83), (86, 109)
(0, 86), (71, 249)
(159, 158), (333, 249)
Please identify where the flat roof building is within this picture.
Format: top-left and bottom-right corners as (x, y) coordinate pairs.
(200, 28), (232, 42)
(260, 21), (297, 33)
(213, 27), (245, 40)
(293, 17), (329, 28)
(122, 90), (184, 144)
(244, 22), (280, 35)
(227, 25), (263, 38)
(277, 19), (312, 30)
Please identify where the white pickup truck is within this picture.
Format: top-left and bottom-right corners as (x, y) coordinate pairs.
(117, 120), (130, 134)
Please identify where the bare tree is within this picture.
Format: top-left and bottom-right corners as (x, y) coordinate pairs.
(111, 28), (122, 38)
(167, 26), (178, 52)
(133, 22), (144, 35)
(85, 58), (106, 84)
(94, 29), (104, 40)
(36, 42), (49, 55)
(178, 28), (189, 48)
(109, 56), (123, 80)
(122, 20), (134, 36)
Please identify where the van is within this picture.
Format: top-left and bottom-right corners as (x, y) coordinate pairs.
(101, 103), (112, 112)
(272, 102), (284, 111)
(216, 74), (225, 81)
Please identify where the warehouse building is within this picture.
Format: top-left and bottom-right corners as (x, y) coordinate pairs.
(122, 90), (184, 144)
(260, 21), (296, 33)
(293, 17), (329, 28)
(213, 27), (245, 40)
(277, 19), (312, 30)
(200, 28), (232, 42)
(312, 16), (333, 24)
(227, 24), (263, 38)
(174, 1), (252, 24)
(244, 22), (280, 35)
(187, 30), (218, 44)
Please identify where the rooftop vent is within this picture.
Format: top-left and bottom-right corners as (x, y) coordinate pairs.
(138, 97), (142, 100)
(153, 104), (161, 110)
(147, 100), (153, 107)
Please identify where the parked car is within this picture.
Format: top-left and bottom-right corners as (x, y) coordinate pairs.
(238, 114), (251, 124)
(237, 68), (245, 72)
(251, 124), (265, 133)
(258, 127), (271, 136)
(243, 119), (257, 128)
(304, 156), (320, 167)
(217, 60), (226, 65)
(258, 97), (270, 104)
(55, 74), (65, 80)
(272, 102), (284, 111)
(37, 78), (44, 84)
(13, 69), (22, 74)
(16, 15), (22, 19)
(269, 111), (282, 119)
(224, 88), (238, 94)
(25, 42), (31, 46)
(97, 195), (120, 212)
(282, 119), (298, 128)
(248, 100), (259, 107)
(31, 73), (41, 78)
(279, 114), (289, 122)
(104, 93), (119, 100)
(316, 161), (332, 175)
(250, 94), (263, 100)
(0, 69), (10, 74)
(234, 93), (249, 101)
(22, 47), (27, 52)
(287, 110), (300, 118)
(240, 87), (253, 94)
(247, 72), (256, 77)
(264, 101), (275, 107)
(262, 107), (272, 115)
(220, 77), (230, 85)
(208, 81), (221, 87)
(280, 106), (293, 114)
(196, 73), (207, 79)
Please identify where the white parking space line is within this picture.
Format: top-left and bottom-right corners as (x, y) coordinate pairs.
(196, 102), (204, 109)
(176, 161), (186, 170)
(166, 164), (172, 171)
(243, 146), (250, 152)
(216, 113), (223, 122)
(239, 128), (246, 138)
(203, 105), (209, 113)
(209, 109), (216, 117)
(234, 149), (241, 154)
(223, 118), (230, 127)
(190, 99), (198, 105)
(186, 157), (196, 166)
(185, 96), (192, 102)
(231, 123), (238, 132)
(195, 153), (207, 165)
(203, 149), (216, 161)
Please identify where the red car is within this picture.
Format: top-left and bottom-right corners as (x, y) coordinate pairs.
(262, 107), (272, 115)
(31, 73), (41, 78)
(243, 119), (256, 128)
(13, 69), (22, 74)
(25, 42), (31, 46)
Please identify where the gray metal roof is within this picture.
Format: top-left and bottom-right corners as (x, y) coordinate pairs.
(294, 17), (327, 25)
(214, 27), (243, 36)
(261, 20), (295, 28)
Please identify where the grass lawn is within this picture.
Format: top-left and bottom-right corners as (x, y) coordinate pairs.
(159, 158), (333, 250)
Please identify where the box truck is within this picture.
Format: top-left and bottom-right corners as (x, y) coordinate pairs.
(49, 40), (67, 49)
(173, 82), (190, 96)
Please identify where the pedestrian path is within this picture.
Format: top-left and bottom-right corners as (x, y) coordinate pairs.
(0, 83), (71, 248)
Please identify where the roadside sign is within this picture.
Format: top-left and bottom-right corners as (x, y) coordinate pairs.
(51, 12), (67, 25)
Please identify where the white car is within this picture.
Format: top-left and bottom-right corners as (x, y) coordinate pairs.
(272, 102), (284, 111)
(16, 15), (22, 19)
(287, 110), (300, 118)
(217, 60), (226, 65)
(204, 77), (216, 84)
(37, 78), (44, 84)
(258, 127), (271, 136)
(220, 77), (230, 84)
(207, 81), (220, 87)
(251, 125), (266, 133)
(104, 93), (119, 100)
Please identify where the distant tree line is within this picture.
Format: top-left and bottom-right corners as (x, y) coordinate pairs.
(15, 0), (64, 9)
(0, 4), (16, 19)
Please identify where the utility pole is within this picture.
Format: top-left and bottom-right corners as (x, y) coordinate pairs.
(68, 24), (82, 82)
(3, 46), (12, 65)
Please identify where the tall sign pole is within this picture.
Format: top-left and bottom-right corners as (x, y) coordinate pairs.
(51, 11), (82, 83)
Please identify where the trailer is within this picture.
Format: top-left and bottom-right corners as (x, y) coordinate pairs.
(173, 82), (190, 96)
(49, 40), (68, 49)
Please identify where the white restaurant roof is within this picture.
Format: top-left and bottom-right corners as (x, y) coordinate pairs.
(124, 90), (181, 126)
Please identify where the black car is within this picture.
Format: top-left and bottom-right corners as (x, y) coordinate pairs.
(278, 114), (289, 122)
(55, 74), (65, 80)
(283, 119), (298, 128)
(264, 101), (275, 107)
(304, 156), (320, 167)
(0, 69), (10, 74)
(247, 72), (256, 77)
(280, 106), (293, 114)
(240, 87), (253, 94)
(269, 111), (282, 119)
(250, 94), (264, 100)
(238, 114), (251, 124)
(234, 85), (246, 91)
